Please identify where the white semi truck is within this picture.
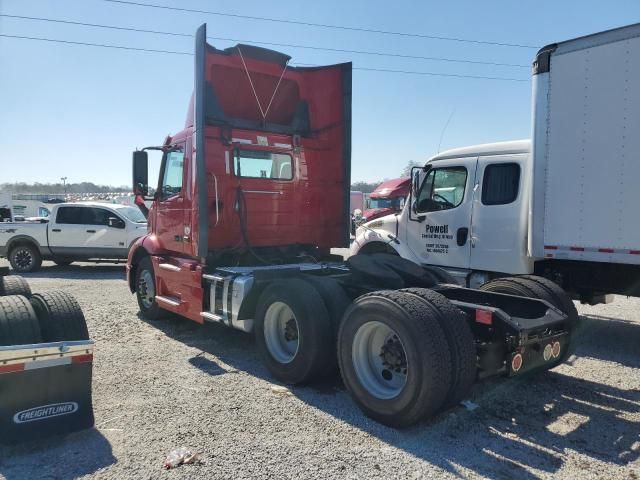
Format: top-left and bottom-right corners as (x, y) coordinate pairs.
(352, 23), (640, 305)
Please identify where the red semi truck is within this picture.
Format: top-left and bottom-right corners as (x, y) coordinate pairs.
(363, 177), (410, 222)
(127, 24), (576, 427)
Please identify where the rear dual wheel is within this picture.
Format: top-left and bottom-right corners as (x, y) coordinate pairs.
(338, 290), (458, 428)
(255, 278), (334, 384)
(480, 275), (578, 367)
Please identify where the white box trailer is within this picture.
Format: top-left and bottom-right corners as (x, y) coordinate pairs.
(530, 23), (640, 264)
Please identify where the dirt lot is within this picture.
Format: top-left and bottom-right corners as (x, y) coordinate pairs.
(0, 259), (638, 479)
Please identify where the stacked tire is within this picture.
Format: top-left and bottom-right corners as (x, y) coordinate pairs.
(0, 275), (32, 298)
(0, 274), (88, 347)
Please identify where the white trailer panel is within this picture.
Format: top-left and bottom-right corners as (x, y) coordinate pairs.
(531, 23), (640, 265)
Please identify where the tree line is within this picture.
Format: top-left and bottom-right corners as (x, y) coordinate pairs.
(2, 161), (421, 195)
(0, 182), (130, 195)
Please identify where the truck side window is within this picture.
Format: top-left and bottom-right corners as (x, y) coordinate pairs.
(56, 207), (83, 224)
(482, 163), (520, 205)
(235, 150), (293, 180)
(416, 167), (467, 213)
(85, 208), (114, 226)
(161, 150), (185, 198)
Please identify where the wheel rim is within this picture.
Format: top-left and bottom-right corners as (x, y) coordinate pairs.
(263, 301), (299, 364)
(352, 321), (409, 399)
(13, 248), (33, 271)
(138, 268), (155, 309)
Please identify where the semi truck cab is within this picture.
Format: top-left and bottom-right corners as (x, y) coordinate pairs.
(352, 140), (532, 287)
(126, 23), (577, 428)
(362, 177), (410, 223)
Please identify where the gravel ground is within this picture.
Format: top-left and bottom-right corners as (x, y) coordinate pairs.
(0, 259), (638, 480)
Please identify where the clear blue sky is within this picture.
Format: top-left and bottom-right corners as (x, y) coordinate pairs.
(1, 0), (638, 186)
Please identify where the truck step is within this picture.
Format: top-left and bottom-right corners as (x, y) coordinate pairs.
(200, 311), (226, 323)
(155, 295), (181, 307)
(158, 263), (181, 272)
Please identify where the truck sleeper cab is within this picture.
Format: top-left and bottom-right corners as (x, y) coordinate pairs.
(127, 24), (574, 428)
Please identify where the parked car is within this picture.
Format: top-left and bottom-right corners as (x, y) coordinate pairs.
(0, 202), (147, 272)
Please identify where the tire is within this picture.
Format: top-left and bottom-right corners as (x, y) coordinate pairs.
(0, 275), (32, 298)
(135, 256), (164, 320)
(303, 275), (351, 333)
(337, 290), (452, 427)
(53, 260), (73, 267)
(254, 279), (333, 384)
(8, 244), (42, 273)
(30, 291), (89, 342)
(0, 295), (42, 346)
(480, 275), (578, 366)
(400, 288), (476, 407)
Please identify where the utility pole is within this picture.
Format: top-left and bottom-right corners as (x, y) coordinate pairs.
(60, 177), (68, 194)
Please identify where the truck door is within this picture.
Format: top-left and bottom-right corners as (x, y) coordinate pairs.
(469, 154), (530, 274)
(49, 206), (94, 256)
(405, 157), (475, 269)
(156, 146), (187, 254)
(84, 207), (128, 256)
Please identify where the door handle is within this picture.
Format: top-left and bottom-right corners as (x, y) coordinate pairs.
(86, 229), (96, 233)
(456, 227), (469, 246)
(52, 228), (61, 232)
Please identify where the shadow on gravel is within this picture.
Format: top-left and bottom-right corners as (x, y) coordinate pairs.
(0, 427), (115, 480)
(18, 264), (126, 281)
(573, 313), (640, 369)
(139, 313), (640, 479)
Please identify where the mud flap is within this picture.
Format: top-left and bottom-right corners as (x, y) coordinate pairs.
(0, 341), (95, 444)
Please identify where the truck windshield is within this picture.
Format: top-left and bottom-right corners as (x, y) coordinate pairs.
(367, 197), (404, 210)
(118, 207), (147, 223)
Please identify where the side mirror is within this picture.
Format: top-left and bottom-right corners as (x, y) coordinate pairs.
(412, 170), (421, 197)
(409, 165), (428, 223)
(108, 217), (125, 229)
(132, 150), (149, 196)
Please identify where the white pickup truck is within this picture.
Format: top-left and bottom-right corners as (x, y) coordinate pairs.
(0, 202), (147, 272)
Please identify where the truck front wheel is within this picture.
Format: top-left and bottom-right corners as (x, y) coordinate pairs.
(254, 279), (333, 384)
(135, 256), (164, 320)
(338, 290), (452, 427)
(8, 244), (42, 273)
